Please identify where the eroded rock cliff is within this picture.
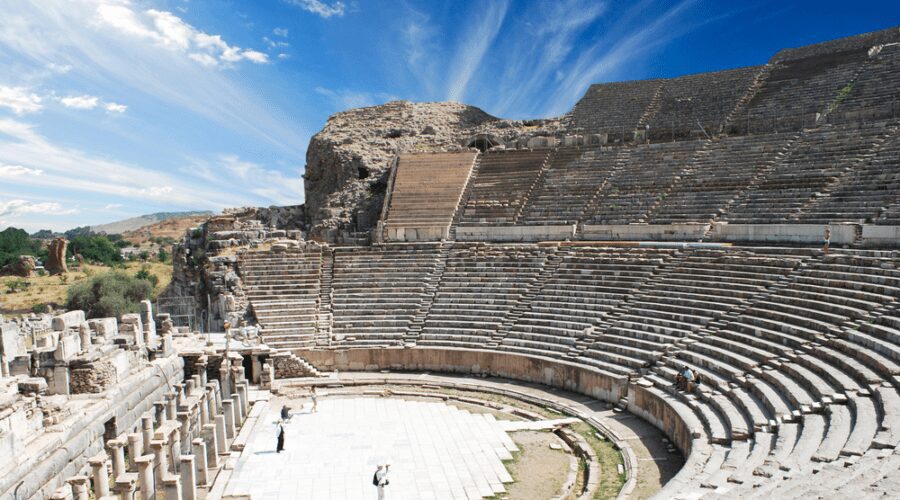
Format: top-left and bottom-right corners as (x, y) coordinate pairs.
(303, 100), (564, 240)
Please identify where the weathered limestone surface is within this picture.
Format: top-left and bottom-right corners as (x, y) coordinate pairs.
(0, 254), (36, 277)
(304, 101), (563, 239)
(46, 238), (68, 275)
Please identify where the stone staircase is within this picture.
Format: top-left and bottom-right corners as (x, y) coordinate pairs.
(314, 247), (334, 347)
(404, 242), (451, 345)
(575, 146), (632, 235)
(448, 154), (482, 240)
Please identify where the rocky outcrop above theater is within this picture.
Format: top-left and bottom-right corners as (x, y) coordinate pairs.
(303, 100), (564, 241)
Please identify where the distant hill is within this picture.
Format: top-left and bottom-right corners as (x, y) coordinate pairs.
(90, 211), (214, 235)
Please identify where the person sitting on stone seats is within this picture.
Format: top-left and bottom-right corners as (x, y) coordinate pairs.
(674, 371), (686, 391)
(682, 366), (696, 393)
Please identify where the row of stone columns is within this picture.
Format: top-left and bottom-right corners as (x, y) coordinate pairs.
(47, 355), (253, 500)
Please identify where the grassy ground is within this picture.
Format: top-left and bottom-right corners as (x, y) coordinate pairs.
(0, 260), (171, 315)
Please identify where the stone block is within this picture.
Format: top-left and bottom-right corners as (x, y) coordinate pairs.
(88, 318), (119, 340)
(54, 333), (81, 361)
(51, 310), (85, 332)
(0, 322), (25, 358)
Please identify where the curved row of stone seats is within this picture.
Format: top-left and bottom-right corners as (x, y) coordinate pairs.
(418, 244), (550, 349)
(799, 123), (900, 223)
(645, 66), (762, 141)
(569, 79), (662, 140)
(582, 249), (804, 378)
(724, 123), (888, 223)
(499, 247), (673, 365)
(458, 149), (550, 225)
(518, 147), (618, 225)
(330, 244), (441, 347)
(837, 42), (900, 122)
(771, 27), (900, 64)
(650, 251), (899, 491)
(583, 140), (702, 224)
(239, 246), (322, 348)
(646, 133), (795, 223)
(729, 47), (870, 134)
(383, 152), (477, 227)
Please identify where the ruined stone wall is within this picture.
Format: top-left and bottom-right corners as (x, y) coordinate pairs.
(69, 360), (116, 393)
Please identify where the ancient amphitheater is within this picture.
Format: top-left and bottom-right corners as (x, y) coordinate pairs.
(3, 27), (900, 500)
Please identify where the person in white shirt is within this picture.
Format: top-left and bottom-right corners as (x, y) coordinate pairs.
(682, 366), (695, 393)
(373, 464), (390, 499)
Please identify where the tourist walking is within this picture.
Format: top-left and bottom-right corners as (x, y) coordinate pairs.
(310, 386), (318, 413)
(373, 464), (390, 499)
(280, 405), (291, 421)
(275, 419), (286, 453)
(823, 226), (832, 255)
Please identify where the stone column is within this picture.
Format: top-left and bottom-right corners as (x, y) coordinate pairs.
(1, 353), (10, 378)
(206, 386), (217, 418)
(196, 359), (208, 386)
(78, 324), (92, 353)
(233, 389), (245, 425)
(68, 475), (90, 500)
(149, 438), (169, 490)
(142, 414), (154, 452)
(89, 454), (111, 498)
(112, 476), (137, 500)
(214, 416), (227, 456)
(238, 381), (250, 416)
(192, 439), (209, 487)
(175, 384), (186, 408)
(163, 475), (183, 500)
(178, 412), (191, 454)
(135, 455), (155, 500)
(222, 399), (235, 439)
(202, 424), (220, 468)
(108, 438), (127, 480)
(198, 393), (209, 426)
(127, 433), (143, 471)
(192, 375), (202, 395)
(185, 379), (195, 398)
(179, 455), (197, 500)
(165, 392), (177, 420)
(154, 402), (167, 424)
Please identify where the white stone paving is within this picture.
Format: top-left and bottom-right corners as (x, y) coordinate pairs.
(224, 397), (518, 499)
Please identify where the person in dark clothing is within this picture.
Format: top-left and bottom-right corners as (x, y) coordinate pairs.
(275, 419), (286, 453)
(280, 405), (291, 421)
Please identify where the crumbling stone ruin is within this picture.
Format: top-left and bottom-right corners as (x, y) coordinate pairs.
(0, 255), (36, 277)
(45, 237), (68, 275)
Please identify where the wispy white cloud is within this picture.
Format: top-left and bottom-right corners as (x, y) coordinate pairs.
(60, 94), (99, 109)
(445, 0), (509, 102)
(104, 102), (127, 113)
(0, 164), (43, 177)
(0, 199), (77, 217)
(0, 86), (43, 115)
(94, 5), (269, 68)
(103, 203), (123, 210)
(263, 37), (290, 49)
(273, 27), (289, 37)
(286, 0), (346, 19)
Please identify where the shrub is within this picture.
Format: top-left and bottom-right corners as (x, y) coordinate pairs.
(158, 247), (170, 263)
(66, 271), (154, 319)
(31, 303), (46, 314)
(135, 266), (159, 288)
(5, 278), (30, 293)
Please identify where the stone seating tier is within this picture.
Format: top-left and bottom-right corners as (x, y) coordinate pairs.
(458, 149), (550, 225)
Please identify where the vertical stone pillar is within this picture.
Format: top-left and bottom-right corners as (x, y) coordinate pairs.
(1, 353), (10, 378)
(196, 359), (208, 387)
(127, 433), (143, 471)
(222, 399), (235, 439)
(233, 389), (245, 425)
(154, 402), (167, 424)
(142, 414), (154, 452)
(178, 412), (191, 455)
(238, 381), (250, 416)
(68, 475), (90, 500)
(163, 476), (183, 500)
(48, 484), (73, 500)
(214, 415), (227, 455)
(88, 454), (111, 498)
(179, 455), (197, 500)
(185, 379), (195, 398)
(78, 324), (92, 353)
(202, 424), (220, 468)
(170, 430), (182, 474)
(198, 393), (209, 426)
(165, 392), (177, 421)
(175, 384), (186, 408)
(135, 455), (155, 500)
(149, 438), (170, 490)
(192, 439), (209, 486)
(108, 438), (127, 480)
(112, 476), (137, 500)
(206, 386), (217, 417)
(192, 375), (202, 395)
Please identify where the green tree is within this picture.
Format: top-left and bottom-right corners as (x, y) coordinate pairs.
(157, 247), (170, 263)
(68, 235), (123, 265)
(66, 271), (154, 319)
(0, 227), (45, 266)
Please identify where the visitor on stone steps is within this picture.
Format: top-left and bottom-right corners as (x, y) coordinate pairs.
(683, 366), (695, 393)
(823, 226), (831, 255)
(310, 386), (318, 413)
(280, 405), (291, 421)
(373, 464), (390, 499)
(275, 419), (286, 453)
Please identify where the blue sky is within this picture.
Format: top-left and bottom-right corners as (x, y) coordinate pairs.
(0, 0), (896, 232)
